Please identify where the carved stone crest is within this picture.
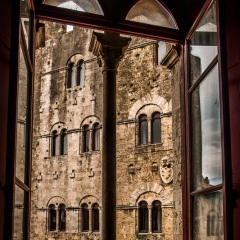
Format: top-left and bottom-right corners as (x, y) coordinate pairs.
(160, 156), (173, 184)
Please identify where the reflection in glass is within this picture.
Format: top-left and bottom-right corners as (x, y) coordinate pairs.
(193, 191), (223, 239)
(43, 0), (104, 15)
(152, 112), (161, 143)
(16, 47), (28, 182)
(139, 115), (148, 144)
(14, 186), (25, 239)
(21, 0), (30, 48)
(189, 2), (218, 85)
(191, 64), (222, 190)
(126, 0), (177, 29)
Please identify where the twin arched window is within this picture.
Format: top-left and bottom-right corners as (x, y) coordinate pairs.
(139, 200), (162, 233)
(82, 123), (100, 152)
(48, 203), (66, 232)
(81, 203), (100, 232)
(52, 129), (67, 156)
(139, 112), (161, 145)
(67, 60), (84, 88)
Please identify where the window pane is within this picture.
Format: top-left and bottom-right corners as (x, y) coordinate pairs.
(52, 131), (59, 156)
(126, 0), (177, 29)
(21, 0), (30, 48)
(191, 64), (222, 191)
(61, 130), (67, 155)
(83, 126), (90, 152)
(139, 201), (148, 232)
(48, 204), (56, 231)
(43, 0), (104, 15)
(92, 204), (99, 231)
(140, 116), (148, 144)
(152, 114), (161, 143)
(14, 185), (25, 239)
(59, 204), (66, 231)
(189, 2), (218, 85)
(193, 191), (223, 239)
(152, 201), (162, 232)
(82, 204), (89, 231)
(16, 47), (28, 182)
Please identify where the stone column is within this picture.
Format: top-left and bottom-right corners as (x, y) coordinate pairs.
(148, 205), (152, 234)
(89, 207), (93, 232)
(89, 31), (131, 240)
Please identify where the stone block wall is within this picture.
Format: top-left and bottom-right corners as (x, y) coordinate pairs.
(30, 22), (180, 240)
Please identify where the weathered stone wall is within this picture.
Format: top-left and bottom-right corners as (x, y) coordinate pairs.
(31, 23), (177, 240)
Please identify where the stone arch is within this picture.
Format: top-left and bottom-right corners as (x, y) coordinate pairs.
(49, 122), (67, 135)
(46, 196), (66, 207)
(128, 91), (170, 119)
(129, 182), (163, 206)
(66, 53), (85, 66)
(79, 195), (100, 207)
(80, 115), (101, 129)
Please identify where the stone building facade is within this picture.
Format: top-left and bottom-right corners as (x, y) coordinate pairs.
(30, 22), (178, 240)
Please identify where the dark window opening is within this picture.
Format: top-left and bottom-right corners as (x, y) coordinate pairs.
(67, 62), (75, 88)
(139, 115), (148, 145)
(60, 129), (67, 155)
(82, 203), (89, 231)
(92, 123), (100, 151)
(151, 112), (161, 143)
(83, 125), (90, 152)
(152, 200), (162, 233)
(58, 204), (66, 231)
(52, 130), (58, 156)
(48, 204), (56, 231)
(92, 203), (99, 231)
(139, 201), (149, 233)
(77, 60), (84, 86)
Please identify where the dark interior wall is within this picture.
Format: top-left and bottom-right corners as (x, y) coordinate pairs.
(0, 0), (12, 239)
(225, 0), (240, 239)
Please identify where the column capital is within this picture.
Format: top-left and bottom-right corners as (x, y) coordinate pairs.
(89, 31), (131, 73)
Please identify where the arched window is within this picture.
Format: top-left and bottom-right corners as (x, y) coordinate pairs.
(139, 114), (148, 144)
(152, 200), (162, 233)
(58, 204), (66, 231)
(151, 112), (161, 143)
(48, 204), (56, 231)
(52, 130), (58, 156)
(67, 62), (75, 88)
(139, 201), (148, 232)
(92, 203), (99, 231)
(77, 60), (84, 86)
(83, 125), (90, 152)
(82, 203), (89, 231)
(207, 210), (221, 236)
(92, 123), (100, 151)
(60, 129), (67, 155)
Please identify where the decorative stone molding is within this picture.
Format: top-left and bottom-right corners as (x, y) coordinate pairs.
(160, 156), (173, 184)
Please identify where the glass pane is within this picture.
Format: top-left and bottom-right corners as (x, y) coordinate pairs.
(152, 118), (161, 143)
(193, 191), (223, 239)
(126, 0), (177, 29)
(191, 64), (222, 191)
(16, 47), (28, 182)
(139, 202), (149, 232)
(94, 128), (100, 151)
(43, 0), (104, 15)
(21, 0), (30, 48)
(14, 185), (25, 239)
(140, 120), (148, 144)
(189, 2), (218, 85)
(152, 201), (162, 232)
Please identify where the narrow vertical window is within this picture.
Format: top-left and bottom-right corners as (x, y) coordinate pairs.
(139, 201), (149, 233)
(92, 123), (100, 151)
(92, 203), (99, 231)
(83, 125), (90, 152)
(60, 129), (67, 155)
(67, 62), (75, 88)
(82, 203), (89, 231)
(151, 112), (161, 143)
(152, 200), (162, 233)
(52, 130), (58, 156)
(77, 60), (84, 86)
(48, 204), (56, 231)
(139, 114), (148, 144)
(58, 204), (66, 231)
